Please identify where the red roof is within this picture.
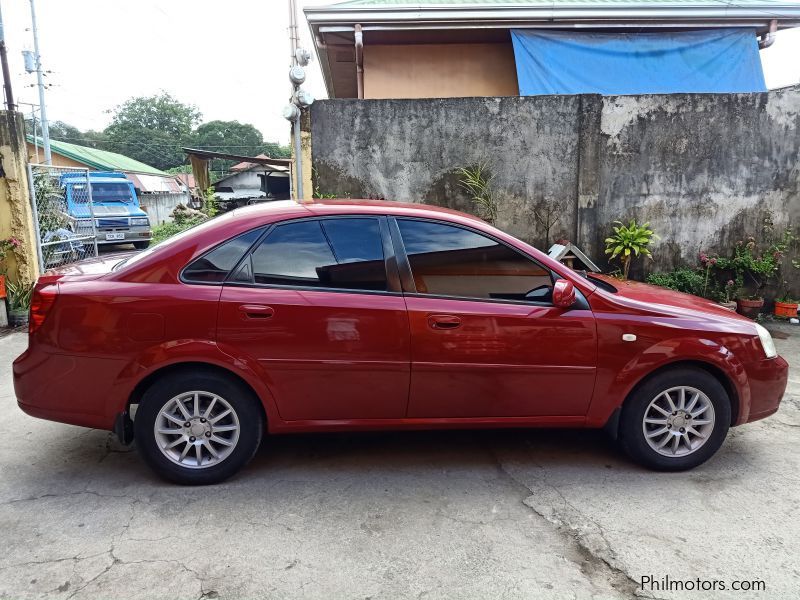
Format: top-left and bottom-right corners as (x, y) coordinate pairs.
(231, 154), (271, 172)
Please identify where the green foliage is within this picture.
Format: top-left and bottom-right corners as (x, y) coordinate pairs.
(104, 92), (201, 171)
(604, 220), (658, 279)
(202, 188), (218, 218)
(193, 120), (265, 174)
(646, 268), (706, 297)
(711, 223), (798, 300)
(6, 279), (34, 312)
(455, 163), (498, 224)
(33, 172), (70, 234)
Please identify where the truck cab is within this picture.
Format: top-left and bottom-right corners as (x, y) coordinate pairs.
(61, 172), (152, 250)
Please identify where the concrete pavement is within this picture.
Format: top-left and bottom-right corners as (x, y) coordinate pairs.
(1, 326), (798, 599)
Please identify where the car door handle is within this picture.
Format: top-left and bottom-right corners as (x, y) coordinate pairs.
(238, 304), (275, 319)
(427, 314), (461, 330)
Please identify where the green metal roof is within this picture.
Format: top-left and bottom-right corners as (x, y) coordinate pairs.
(26, 135), (166, 176)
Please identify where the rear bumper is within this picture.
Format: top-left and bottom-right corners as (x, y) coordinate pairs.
(741, 355), (789, 424)
(13, 346), (120, 431)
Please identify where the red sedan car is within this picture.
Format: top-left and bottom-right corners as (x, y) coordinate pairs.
(14, 200), (788, 484)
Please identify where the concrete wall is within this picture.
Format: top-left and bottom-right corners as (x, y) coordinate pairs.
(364, 44), (518, 99)
(139, 192), (191, 226)
(0, 112), (39, 285)
(309, 86), (800, 288)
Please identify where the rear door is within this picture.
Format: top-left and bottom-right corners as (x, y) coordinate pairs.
(392, 217), (597, 419)
(214, 216), (411, 421)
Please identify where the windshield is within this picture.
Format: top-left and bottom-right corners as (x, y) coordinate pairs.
(71, 182), (133, 203)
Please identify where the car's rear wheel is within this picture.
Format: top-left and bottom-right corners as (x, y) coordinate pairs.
(619, 368), (731, 471)
(133, 241), (150, 250)
(134, 371), (263, 485)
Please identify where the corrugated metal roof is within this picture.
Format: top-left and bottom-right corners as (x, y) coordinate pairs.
(27, 135), (166, 176)
(334, 0), (798, 6)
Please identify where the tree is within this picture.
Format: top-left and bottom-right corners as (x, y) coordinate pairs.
(104, 92), (201, 170)
(192, 120), (265, 174)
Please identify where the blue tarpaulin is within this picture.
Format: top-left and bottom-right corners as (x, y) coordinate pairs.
(510, 29), (766, 95)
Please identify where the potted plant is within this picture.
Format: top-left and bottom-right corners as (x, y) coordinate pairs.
(604, 219), (658, 279)
(5, 279), (34, 327)
(775, 293), (799, 318)
(713, 228), (792, 318)
(718, 279), (737, 311)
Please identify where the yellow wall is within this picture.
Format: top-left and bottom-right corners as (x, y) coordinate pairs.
(26, 142), (86, 169)
(363, 43), (518, 99)
(1, 114), (40, 284)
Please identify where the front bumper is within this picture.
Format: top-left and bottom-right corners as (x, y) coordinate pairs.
(95, 227), (152, 245)
(741, 355), (789, 424)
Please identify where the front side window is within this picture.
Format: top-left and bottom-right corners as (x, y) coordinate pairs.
(397, 219), (553, 302)
(182, 227), (264, 283)
(245, 218), (387, 291)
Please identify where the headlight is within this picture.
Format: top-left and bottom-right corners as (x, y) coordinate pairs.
(754, 323), (777, 359)
(130, 217), (150, 226)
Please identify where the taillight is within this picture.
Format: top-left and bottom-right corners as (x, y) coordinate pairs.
(29, 279), (60, 334)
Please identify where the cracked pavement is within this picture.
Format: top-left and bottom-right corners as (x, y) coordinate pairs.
(1, 325), (798, 599)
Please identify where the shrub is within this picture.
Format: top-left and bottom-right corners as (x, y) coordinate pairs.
(646, 268), (706, 297)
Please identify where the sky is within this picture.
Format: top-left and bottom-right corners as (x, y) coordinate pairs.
(2, 0), (800, 148)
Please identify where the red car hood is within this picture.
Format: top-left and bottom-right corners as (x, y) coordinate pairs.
(589, 274), (752, 323)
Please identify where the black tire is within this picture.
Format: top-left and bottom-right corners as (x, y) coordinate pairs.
(133, 241), (150, 250)
(619, 367), (731, 471)
(134, 371), (264, 485)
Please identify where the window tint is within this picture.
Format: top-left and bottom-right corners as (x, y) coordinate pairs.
(182, 227), (264, 283)
(249, 218), (387, 291)
(397, 219), (553, 302)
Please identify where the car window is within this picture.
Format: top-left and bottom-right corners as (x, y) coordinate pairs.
(247, 218), (388, 291)
(182, 227), (264, 283)
(397, 219), (553, 303)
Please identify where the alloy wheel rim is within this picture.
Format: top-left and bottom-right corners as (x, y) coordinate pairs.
(642, 386), (715, 457)
(154, 391), (240, 469)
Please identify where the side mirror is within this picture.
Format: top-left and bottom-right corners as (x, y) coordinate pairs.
(552, 279), (576, 308)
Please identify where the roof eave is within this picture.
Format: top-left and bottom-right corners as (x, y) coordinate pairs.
(304, 4), (800, 29)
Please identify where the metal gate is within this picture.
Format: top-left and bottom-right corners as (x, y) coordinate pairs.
(27, 164), (99, 271)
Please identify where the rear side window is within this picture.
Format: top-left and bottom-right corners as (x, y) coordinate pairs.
(397, 219), (553, 302)
(182, 228), (264, 283)
(244, 218), (387, 291)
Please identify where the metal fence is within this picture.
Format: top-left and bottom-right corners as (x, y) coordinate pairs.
(27, 164), (99, 271)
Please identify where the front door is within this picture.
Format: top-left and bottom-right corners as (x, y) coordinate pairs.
(216, 216), (410, 421)
(393, 218), (597, 418)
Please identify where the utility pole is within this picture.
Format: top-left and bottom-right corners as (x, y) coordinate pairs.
(287, 0), (303, 200)
(0, 0), (16, 110)
(29, 0), (50, 164)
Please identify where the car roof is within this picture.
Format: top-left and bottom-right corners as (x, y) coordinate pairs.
(229, 198), (486, 225)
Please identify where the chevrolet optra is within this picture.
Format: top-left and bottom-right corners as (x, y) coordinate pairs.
(14, 200), (788, 484)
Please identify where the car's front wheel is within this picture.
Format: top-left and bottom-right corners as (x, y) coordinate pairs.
(619, 367), (731, 471)
(134, 371), (264, 485)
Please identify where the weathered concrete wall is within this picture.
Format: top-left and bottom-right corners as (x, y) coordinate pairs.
(139, 192), (191, 226)
(0, 111), (39, 284)
(310, 87), (800, 287)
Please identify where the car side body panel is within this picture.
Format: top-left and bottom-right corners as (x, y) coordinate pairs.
(13, 200), (788, 438)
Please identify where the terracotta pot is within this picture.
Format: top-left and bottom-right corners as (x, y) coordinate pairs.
(0, 274), (5, 300)
(736, 297), (764, 319)
(775, 301), (799, 318)
(718, 301), (737, 311)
